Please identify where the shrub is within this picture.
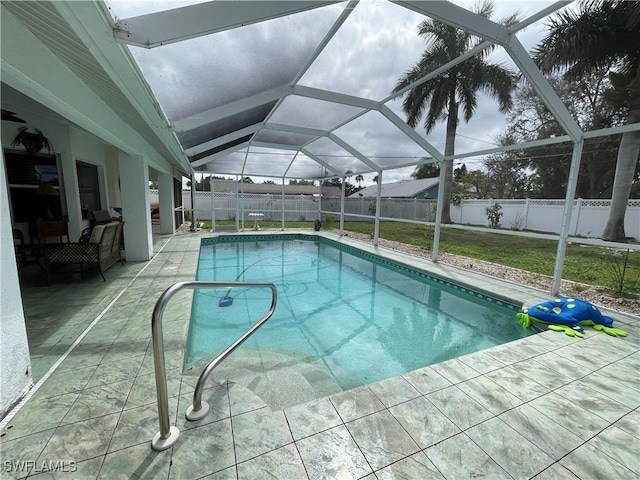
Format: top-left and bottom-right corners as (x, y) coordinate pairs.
(602, 248), (640, 297)
(485, 203), (503, 229)
(323, 213), (336, 226)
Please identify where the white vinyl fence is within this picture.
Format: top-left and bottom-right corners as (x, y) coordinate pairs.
(150, 190), (640, 240)
(451, 198), (640, 241)
(177, 191), (323, 224)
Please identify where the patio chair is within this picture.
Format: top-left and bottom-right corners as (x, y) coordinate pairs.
(36, 219), (69, 243)
(13, 228), (32, 263)
(89, 209), (124, 248)
(43, 221), (125, 284)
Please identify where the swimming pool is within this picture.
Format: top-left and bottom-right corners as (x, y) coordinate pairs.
(184, 234), (533, 408)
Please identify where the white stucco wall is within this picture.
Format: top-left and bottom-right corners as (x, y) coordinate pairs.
(68, 126), (115, 234)
(1, 3), (190, 419)
(0, 151), (32, 418)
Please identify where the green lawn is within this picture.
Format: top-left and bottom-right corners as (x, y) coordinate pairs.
(200, 219), (640, 297)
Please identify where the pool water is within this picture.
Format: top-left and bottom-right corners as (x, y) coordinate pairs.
(184, 236), (532, 406)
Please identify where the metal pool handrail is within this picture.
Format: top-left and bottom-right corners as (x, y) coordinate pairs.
(151, 281), (277, 451)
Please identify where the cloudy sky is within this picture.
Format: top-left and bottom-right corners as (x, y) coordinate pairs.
(108, 0), (563, 186)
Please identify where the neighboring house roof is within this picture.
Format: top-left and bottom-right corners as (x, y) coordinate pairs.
(350, 178), (439, 198)
(209, 182), (342, 196)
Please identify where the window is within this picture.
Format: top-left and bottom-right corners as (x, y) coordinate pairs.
(5, 151), (62, 222)
(76, 161), (100, 219)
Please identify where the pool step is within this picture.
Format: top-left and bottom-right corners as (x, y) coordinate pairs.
(209, 349), (350, 410)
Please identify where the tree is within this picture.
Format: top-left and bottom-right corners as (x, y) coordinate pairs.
(322, 177), (357, 195)
(323, 172), (358, 196)
(483, 154), (531, 198)
(262, 180), (275, 184)
(533, 0), (640, 241)
(494, 76), (621, 199)
(355, 174), (364, 188)
(411, 162), (440, 179)
(289, 179), (315, 186)
(456, 168), (490, 199)
(393, 1), (518, 223)
(189, 175), (230, 191)
(453, 163), (467, 182)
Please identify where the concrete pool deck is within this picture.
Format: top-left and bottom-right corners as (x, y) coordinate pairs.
(1, 230), (638, 479)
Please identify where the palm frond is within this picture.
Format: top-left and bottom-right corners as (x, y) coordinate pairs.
(425, 84), (450, 133)
(534, 0), (640, 79)
(457, 81), (478, 123)
(498, 10), (521, 29)
(475, 0), (495, 19)
(393, 0), (518, 136)
(480, 64), (517, 113)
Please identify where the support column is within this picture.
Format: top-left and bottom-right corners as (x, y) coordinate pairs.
(281, 181), (285, 231)
(0, 149), (32, 417)
(189, 174), (197, 231)
(551, 139), (584, 295)
(432, 160), (448, 261)
(318, 182), (322, 223)
(58, 126), (83, 240)
(158, 170), (175, 235)
(240, 178), (245, 230)
(235, 176), (240, 232)
(374, 171), (382, 246)
(340, 178), (346, 236)
(118, 151), (153, 261)
(211, 176), (217, 232)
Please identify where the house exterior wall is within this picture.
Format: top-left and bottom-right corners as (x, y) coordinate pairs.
(0, 4), (189, 418)
(105, 146), (123, 215)
(2, 109), (116, 242)
(69, 126), (114, 222)
(158, 171), (176, 234)
(0, 151), (32, 418)
(420, 185), (439, 199)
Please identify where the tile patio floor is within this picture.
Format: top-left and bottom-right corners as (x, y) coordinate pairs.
(1, 230), (638, 479)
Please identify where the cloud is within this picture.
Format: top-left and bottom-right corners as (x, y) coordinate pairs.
(110, 1), (561, 187)
(300, 2), (426, 101)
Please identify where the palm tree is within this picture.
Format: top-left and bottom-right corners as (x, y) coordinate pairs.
(411, 161), (440, 179)
(393, 1), (518, 223)
(533, 0), (640, 242)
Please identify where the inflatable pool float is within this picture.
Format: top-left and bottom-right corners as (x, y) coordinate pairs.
(517, 297), (626, 338)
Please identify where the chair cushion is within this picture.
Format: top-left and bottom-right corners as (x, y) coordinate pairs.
(89, 224), (106, 244)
